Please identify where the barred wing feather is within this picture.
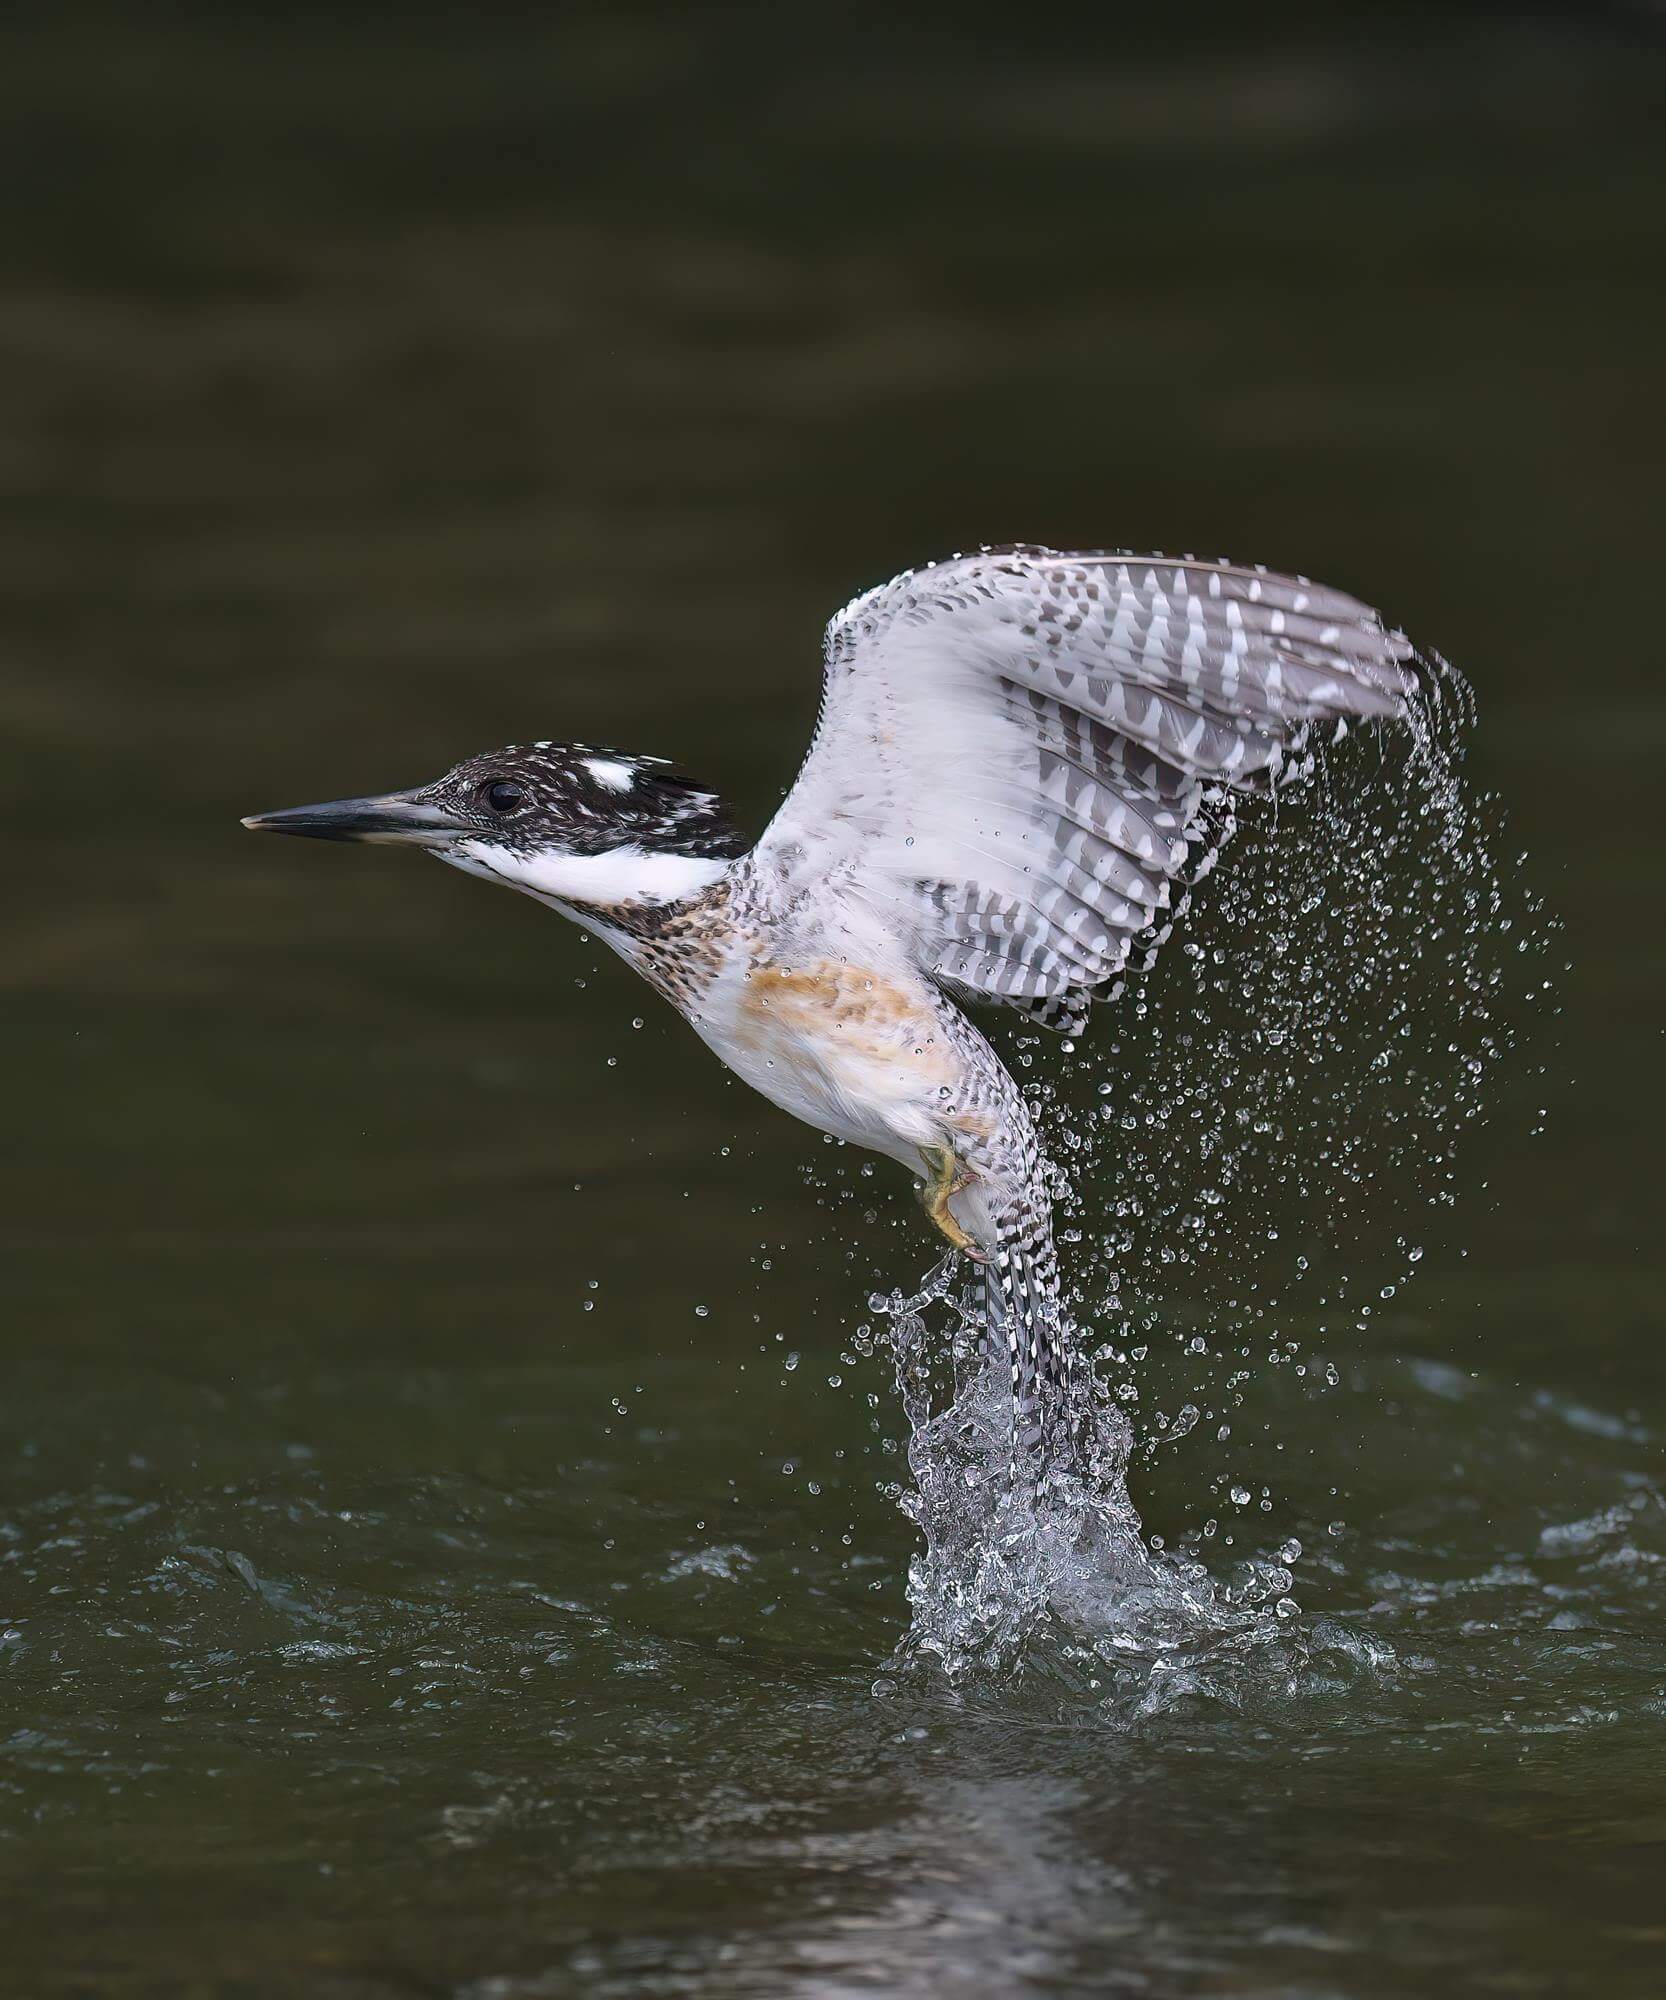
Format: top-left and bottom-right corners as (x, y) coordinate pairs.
(754, 546), (1421, 1028)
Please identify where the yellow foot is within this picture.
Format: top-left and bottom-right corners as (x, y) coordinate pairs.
(918, 1144), (987, 1263)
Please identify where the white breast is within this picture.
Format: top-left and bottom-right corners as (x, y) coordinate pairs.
(686, 940), (962, 1171)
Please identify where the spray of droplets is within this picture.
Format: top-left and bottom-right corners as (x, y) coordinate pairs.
(874, 665), (1558, 1684)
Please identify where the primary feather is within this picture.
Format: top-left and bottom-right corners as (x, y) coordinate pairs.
(755, 545), (1420, 1031)
(736, 545), (1426, 1466)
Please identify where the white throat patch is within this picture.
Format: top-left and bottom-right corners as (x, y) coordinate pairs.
(446, 841), (727, 911)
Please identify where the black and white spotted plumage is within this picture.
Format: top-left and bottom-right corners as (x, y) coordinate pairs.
(247, 545), (1429, 1474)
(422, 742), (748, 861)
(745, 547), (1424, 1450)
(755, 546), (1419, 1029)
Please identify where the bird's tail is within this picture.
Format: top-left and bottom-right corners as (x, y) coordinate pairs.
(979, 1178), (1072, 1465)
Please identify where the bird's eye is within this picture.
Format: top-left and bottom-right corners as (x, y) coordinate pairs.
(483, 780), (526, 815)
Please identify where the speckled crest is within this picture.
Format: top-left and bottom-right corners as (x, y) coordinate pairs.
(420, 741), (749, 860)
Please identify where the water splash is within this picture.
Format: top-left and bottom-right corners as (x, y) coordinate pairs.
(871, 1266), (1311, 1695)
(872, 679), (1556, 1690)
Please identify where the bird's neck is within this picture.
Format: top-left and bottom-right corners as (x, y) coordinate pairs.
(498, 845), (733, 911)
(445, 839), (731, 915)
(441, 839), (743, 1009)
(566, 863), (740, 1013)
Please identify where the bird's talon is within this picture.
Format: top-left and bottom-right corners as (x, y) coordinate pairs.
(919, 1143), (984, 1260)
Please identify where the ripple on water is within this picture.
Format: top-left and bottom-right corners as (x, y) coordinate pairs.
(864, 1239), (1664, 1738)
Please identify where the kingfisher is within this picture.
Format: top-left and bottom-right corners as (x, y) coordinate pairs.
(244, 547), (1422, 1454)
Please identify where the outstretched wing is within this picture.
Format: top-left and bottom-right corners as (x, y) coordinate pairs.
(751, 546), (1423, 1029)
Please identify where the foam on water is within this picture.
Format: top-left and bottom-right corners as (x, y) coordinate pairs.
(872, 674), (1557, 1689)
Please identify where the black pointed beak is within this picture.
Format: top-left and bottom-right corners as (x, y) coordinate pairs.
(240, 793), (469, 844)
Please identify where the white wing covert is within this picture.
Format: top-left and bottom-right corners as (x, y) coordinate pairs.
(752, 546), (1422, 1031)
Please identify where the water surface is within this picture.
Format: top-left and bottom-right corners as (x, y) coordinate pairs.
(3, 10), (1663, 1995)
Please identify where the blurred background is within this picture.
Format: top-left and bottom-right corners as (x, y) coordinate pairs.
(2, 5), (1663, 1996)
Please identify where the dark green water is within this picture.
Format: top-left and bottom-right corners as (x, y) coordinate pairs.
(4, 10), (1664, 1994)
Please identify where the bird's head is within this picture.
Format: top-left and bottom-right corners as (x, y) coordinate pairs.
(243, 742), (747, 915)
